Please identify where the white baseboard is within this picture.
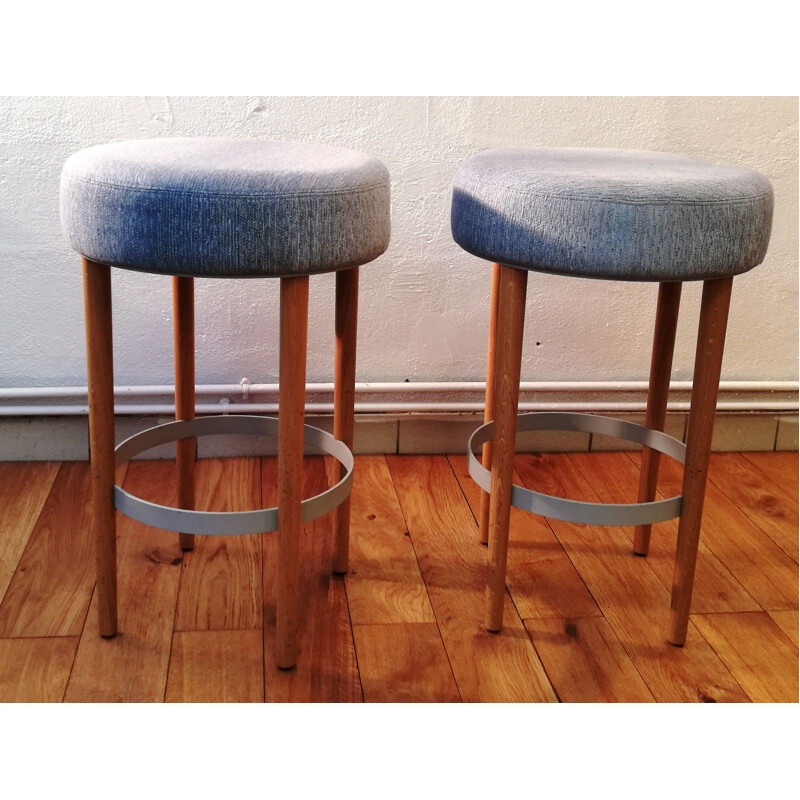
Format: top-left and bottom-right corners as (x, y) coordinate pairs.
(0, 410), (796, 461)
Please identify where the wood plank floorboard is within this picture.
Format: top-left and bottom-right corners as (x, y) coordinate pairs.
(725, 452), (799, 563)
(166, 629), (264, 702)
(448, 455), (601, 620)
(64, 461), (182, 702)
(0, 636), (78, 702)
(387, 455), (558, 703)
(592, 451), (760, 614)
(523, 617), (655, 703)
(514, 453), (750, 702)
(339, 455), (457, 702)
(692, 611), (799, 703)
(0, 461), (59, 604)
(174, 457), (263, 631)
(263, 457), (362, 703)
(0, 452), (795, 702)
(652, 455), (798, 612)
(0, 463), (107, 638)
(353, 622), (460, 702)
(767, 610), (799, 648)
(743, 450), (799, 486)
(342, 455), (435, 625)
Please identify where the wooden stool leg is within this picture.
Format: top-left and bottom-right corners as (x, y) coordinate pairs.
(333, 267), (359, 574)
(485, 264), (528, 632)
(83, 258), (117, 638)
(479, 263), (501, 546)
(634, 281), (682, 555)
(173, 276), (195, 552)
(668, 276), (733, 646)
(276, 275), (309, 669)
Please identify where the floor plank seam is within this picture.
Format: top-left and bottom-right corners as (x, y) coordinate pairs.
(165, 526), (189, 702)
(683, 526), (775, 613)
(691, 608), (780, 617)
(569, 451), (688, 609)
(690, 617), (756, 703)
(624, 450), (766, 607)
(706, 461), (799, 566)
(69, 579), (97, 696)
(341, 576), (366, 703)
(0, 464), (65, 614)
(512, 456), (605, 621)
(517, 454), (712, 702)
(0, 463), (59, 609)
(521, 614), (659, 704)
(518, 622), (563, 703)
(692, 610), (800, 654)
(389, 455), (463, 702)
(544, 519), (605, 616)
(445, 454), (481, 529)
(62, 583), (96, 702)
(740, 451), (796, 479)
(0, 634), (82, 644)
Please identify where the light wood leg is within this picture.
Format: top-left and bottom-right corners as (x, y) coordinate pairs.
(333, 267), (358, 574)
(83, 258), (117, 638)
(173, 276), (195, 552)
(485, 264), (528, 632)
(479, 263), (501, 546)
(276, 275), (309, 669)
(668, 277), (733, 646)
(634, 281), (682, 555)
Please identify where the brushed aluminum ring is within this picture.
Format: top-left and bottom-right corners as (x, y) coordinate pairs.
(467, 412), (686, 526)
(113, 415), (353, 535)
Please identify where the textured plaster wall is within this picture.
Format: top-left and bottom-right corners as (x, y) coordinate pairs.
(1, 96), (797, 389)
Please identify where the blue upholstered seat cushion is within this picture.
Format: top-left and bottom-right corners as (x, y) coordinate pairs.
(451, 148), (773, 281)
(61, 138), (391, 277)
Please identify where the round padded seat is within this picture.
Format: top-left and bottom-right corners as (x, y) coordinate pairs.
(451, 147), (773, 281)
(61, 138), (391, 277)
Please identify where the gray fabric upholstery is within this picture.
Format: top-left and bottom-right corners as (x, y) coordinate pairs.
(451, 148), (773, 281)
(61, 138), (391, 277)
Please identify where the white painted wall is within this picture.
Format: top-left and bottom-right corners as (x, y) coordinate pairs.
(1, 96), (797, 391)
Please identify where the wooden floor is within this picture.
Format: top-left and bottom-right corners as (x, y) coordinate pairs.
(0, 451), (796, 703)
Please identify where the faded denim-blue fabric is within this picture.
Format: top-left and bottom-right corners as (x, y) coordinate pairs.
(61, 138), (391, 278)
(451, 148), (773, 281)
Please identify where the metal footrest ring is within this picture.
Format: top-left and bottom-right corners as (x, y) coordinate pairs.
(467, 412), (686, 526)
(113, 415), (354, 536)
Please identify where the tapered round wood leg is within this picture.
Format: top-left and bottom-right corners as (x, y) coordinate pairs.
(485, 264), (528, 632)
(634, 281), (682, 555)
(173, 276), (195, 552)
(277, 275), (309, 669)
(669, 277), (733, 646)
(83, 258), (117, 638)
(333, 267), (358, 574)
(479, 263), (501, 546)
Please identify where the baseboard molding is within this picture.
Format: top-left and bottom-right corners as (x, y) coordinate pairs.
(0, 410), (796, 461)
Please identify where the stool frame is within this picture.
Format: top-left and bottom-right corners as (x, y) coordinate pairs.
(82, 258), (359, 670)
(480, 263), (733, 646)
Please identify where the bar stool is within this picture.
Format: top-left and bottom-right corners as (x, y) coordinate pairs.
(61, 138), (390, 669)
(451, 147), (773, 645)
